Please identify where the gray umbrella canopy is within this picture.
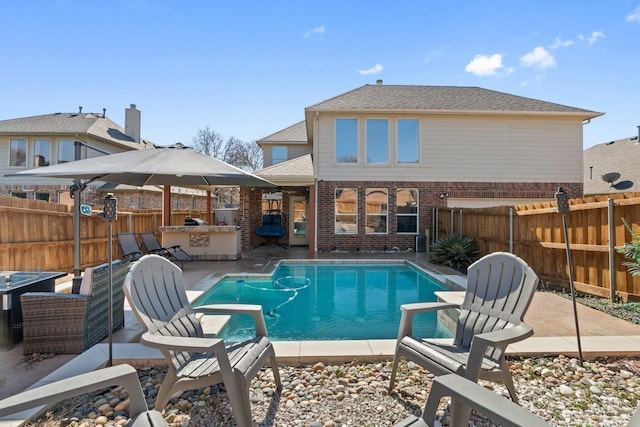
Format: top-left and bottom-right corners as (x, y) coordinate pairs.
(8, 144), (275, 187)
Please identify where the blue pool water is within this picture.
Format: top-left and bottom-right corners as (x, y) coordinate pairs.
(193, 262), (454, 341)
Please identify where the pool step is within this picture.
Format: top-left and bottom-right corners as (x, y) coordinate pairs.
(434, 291), (464, 332)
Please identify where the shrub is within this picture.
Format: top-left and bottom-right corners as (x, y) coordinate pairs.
(429, 233), (480, 272)
(617, 218), (640, 276)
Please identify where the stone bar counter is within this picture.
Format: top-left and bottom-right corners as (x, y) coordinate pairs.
(159, 225), (241, 261)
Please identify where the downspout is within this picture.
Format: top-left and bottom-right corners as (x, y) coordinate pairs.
(313, 111), (319, 254)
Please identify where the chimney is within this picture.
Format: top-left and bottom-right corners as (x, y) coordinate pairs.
(376, 79), (383, 85)
(125, 104), (141, 143)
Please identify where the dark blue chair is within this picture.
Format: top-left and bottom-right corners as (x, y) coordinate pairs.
(255, 213), (287, 248)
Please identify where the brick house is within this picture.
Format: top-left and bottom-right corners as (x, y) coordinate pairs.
(248, 82), (602, 254)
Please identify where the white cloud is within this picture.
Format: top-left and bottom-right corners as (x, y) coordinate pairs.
(627, 7), (640, 23)
(520, 46), (555, 69)
(549, 37), (574, 49)
(304, 25), (325, 38)
(358, 63), (383, 75)
(579, 31), (605, 46)
(465, 54), (504, 77)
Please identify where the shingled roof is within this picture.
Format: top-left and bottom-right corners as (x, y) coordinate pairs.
(255, 154), (314, 185)
(256, 120), (307, 145)
(583, 134), (640, 195)
(0, 112), (147, 149)
(305, 84), (603, 117)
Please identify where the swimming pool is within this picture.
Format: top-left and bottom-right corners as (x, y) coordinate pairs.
(193, 261), (455, 341)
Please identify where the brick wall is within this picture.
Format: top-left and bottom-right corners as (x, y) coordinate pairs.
(314, 180), (582, 253)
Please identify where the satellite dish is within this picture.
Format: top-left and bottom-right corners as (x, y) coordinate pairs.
(602, 172), (621, 186)
(613, 180), (634, 191)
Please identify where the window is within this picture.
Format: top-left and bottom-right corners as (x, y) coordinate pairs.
(34, 139), (51, 166)
(366, 188), (388, 234)
(35, 192), (49, 201)
(366, 119), (388, 164)
(335, 118), (357, 163)
(11, 192), (26, 199)
(57, 139), (76, 163)
(9, 139), (27, 166)
(335, 188), (357, 234)
(397, 188), (418, 233)
(397, 119), (419, 163)
(272, 146), (287, 165)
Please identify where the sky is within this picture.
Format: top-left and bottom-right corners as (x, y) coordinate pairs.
(1, 1), (639, 149)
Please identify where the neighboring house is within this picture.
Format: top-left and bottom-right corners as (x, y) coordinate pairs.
(0, 104), (207, 210)
(251, 81), (602, 253)
(583, 128), (640, 196)
(0, 104), (148, 204)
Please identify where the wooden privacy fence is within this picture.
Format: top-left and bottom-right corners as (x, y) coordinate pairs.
(436, 192), (640, 301)
(0, 196), (201, 272)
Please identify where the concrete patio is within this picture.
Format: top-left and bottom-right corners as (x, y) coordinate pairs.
(2, 245), (640, 425)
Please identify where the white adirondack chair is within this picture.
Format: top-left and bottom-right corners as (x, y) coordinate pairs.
(389, 251), (539, 424)
(0, 364), (167, 427)
(123, 254), (281, 427)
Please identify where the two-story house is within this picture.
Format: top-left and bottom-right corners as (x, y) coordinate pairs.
(0, 104), (207, 210)
(250, 81), (602, 254)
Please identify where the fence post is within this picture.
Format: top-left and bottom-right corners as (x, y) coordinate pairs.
(509, 207), (514, 253)
(459, 209), (463, 235)
(434, 207), (439, 242)
(608, 198), (615, 302)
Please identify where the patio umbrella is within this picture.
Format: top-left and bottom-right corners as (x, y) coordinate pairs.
(8, 144), (275, 188)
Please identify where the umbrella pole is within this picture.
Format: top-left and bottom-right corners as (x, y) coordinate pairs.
(101, 194), (118, 366)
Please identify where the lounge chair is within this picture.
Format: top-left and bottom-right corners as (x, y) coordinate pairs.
(0, 364), (167, 426)
(116, 232), (144, 261)
(20, 260), (129, 354)
(139, 231), (193, 267)
(389, 252), (539, 423)
(393, 374), (551, 427)
(123, 254), (281, 426)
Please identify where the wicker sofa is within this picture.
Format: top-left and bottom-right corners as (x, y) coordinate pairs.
(20, 260), (130, 354)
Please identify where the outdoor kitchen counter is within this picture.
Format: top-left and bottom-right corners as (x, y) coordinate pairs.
(159, 225), (241, 261)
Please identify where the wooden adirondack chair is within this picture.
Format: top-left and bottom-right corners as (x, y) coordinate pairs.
(389, 252), (539, 406)
(123, 254), (281, 427)
(0, 364), (167, 427)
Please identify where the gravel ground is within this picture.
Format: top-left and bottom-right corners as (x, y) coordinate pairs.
(25, 356), (640, 427)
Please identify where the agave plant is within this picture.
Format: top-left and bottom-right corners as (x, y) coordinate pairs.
(617, 218), (640, 276)
(429, 233), (480, 272)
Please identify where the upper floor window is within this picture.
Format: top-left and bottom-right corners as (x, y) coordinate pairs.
(335, 118), (357, 163)
(335, 188), (357, 234)
(366, 188), (388, 234)
(366, 119), (388, 164)
(396, 188), (418, 233)
(9, 139), (27, 166)
(34, 139), (51, 166)
(397, 119), (419, 163)
(58, 139), (75, 163)
(272, 146), (287, 165)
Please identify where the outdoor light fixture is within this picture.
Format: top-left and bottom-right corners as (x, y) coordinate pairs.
(101, 193), (117, 366)
(554, 187), (584, 366)
(439, 192), (449, 199)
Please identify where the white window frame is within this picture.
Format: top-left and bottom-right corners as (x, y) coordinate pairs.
(335, 188), (357, 234)
(396, 188), (419, 234)
(365, 188), (388, 234)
